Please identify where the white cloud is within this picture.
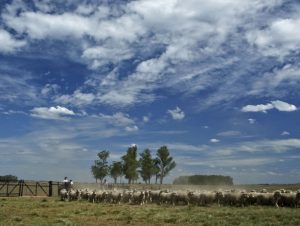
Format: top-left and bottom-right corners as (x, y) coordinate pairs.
(2, 0), (299, 111)
(4, 12), (91, 39)
(143, 116), (149, 123)
(249, 63), (300, 96)
(3, 5), (145, 41)
(242, 100), (297, 113)
(0, 72), (38, 104)
(97, 112), (138, 132)
(271, 100), (297, 112)
(55, 90), (95, 106)
(217, 130), (241, 137)
(41, 83), (60, 96)
(1, 0), (284, 109)
(167, 106), (185, 120)
(0, 29), (26, 53)
(210, 138), (220, 143)
(125, 125), (139, 132)
(281, 131), (290, 136)
(241, 103), (273, 113)
(247, 18), (300, 58)
(31, 106), (75, 120)
(248, 118), (256, 124)
(82, 45), (134, 69)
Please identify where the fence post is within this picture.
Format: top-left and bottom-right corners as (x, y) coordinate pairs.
(58, 182), (61, 195)
(48, 181), (52, 197)
(6, 181), (9, 197)
(18, 180), (22, 196)
(21, 180), (24, 196)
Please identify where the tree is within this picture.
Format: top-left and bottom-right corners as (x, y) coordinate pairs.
(91, 150), (110, 183)
(122, 145), (139, 184)
(110, 161), (123, 184)
(139, 149), (156, 184)
(156, 146), (176, 184)
(0, 175), (18, 182)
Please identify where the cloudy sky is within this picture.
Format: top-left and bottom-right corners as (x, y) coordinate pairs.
(1, 0), (300, 184)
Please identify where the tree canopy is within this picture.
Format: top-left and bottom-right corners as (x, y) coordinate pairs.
(139, 149), (156, 184)
(0, 175), (18, 182)
(156, 146), (176, 184)
(91, 150), (110, 183)
(122, 145), (139, 184)
(110, 161), (123, 184)
(89, 145), (177, 185)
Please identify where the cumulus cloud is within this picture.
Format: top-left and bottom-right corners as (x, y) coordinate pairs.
(242, 100), (297, 113)
(82, 45), (134, 69)
(210, 138), (220, 143)
(167, 106), (185, 120)
(31, 106), (75, 120)
(0, 29), (26, 53)
(241, 103), (273, 113)
(247, 18), (300, 58)
(271, 100), (297, 112)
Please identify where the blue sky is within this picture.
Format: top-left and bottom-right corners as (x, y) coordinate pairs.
(0, 0), (300, 184)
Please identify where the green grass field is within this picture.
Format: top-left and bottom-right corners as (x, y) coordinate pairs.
(1, 197), (300, 226)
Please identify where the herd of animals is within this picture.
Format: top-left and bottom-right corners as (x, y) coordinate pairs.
(59, 187), (300, 208)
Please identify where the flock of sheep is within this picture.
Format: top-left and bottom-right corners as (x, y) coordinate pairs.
(60, 187), (300, 208)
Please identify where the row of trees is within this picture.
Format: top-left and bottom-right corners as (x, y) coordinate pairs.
(91, 145), (176, 184)
(0, 175), (18, 182)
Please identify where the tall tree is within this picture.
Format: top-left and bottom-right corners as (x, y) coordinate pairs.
(122, 145), (139, 184)
(139, 149), (156, 184)
(110, 161), (123, 184)
(91, 150), (110, 183)
(156, 146), (176, 184)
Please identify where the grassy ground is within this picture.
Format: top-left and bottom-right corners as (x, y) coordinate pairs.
(1, 197), (300, 226)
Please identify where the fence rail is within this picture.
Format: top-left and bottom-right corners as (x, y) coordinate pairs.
(0, 181), (61, 197)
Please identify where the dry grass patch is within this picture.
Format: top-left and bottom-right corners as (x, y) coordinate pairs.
(0, 197), (300, 225)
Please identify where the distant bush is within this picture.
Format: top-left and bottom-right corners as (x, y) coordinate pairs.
(173, 175), (233, 185)
(0, 175), (18, 182)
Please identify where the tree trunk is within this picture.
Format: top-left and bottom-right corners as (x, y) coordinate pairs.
(160, 171), (164, 184)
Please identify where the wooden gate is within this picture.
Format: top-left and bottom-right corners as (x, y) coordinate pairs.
(0, 181), (61, 197)
(0, 181), (22, 197)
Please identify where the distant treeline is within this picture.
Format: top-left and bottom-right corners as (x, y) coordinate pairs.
(0, 175), (18, 182)
(173, 175), (233, 185)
